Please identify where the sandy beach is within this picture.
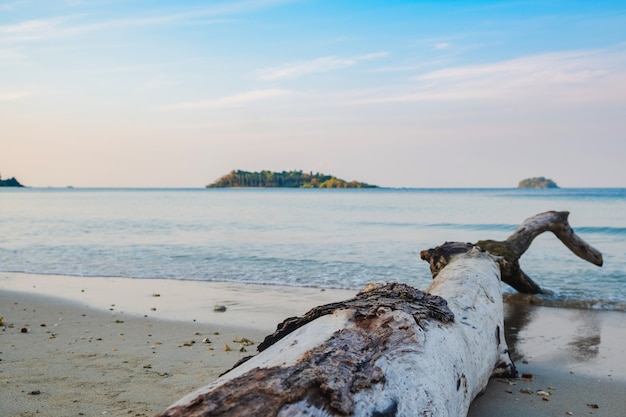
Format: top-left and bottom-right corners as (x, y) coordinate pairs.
(1, 272), (625, 417)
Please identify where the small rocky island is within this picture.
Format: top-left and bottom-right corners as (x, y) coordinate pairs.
(0, 175), (24, 187)
(518, 177), (559, 189)
(207, 170), (378, 188)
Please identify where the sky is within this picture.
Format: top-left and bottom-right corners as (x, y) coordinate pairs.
(1, 0), (625, 188)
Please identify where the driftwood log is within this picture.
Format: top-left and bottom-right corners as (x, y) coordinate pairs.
(156, 211), (602, 417)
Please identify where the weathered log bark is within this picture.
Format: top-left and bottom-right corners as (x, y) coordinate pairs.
(155, 211), (602, 417)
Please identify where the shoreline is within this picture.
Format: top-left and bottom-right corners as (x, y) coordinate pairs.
(2, 272), (625, 416)
(0, 272), (357, 333)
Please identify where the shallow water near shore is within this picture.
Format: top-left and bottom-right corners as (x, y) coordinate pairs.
(1, 187), (624, 310)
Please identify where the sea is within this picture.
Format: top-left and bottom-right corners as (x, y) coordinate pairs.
(1, 188), (624, 311)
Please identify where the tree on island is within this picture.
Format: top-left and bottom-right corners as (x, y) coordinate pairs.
(518, 177), (559, 189)
(206, 170), (378, 188)
(0, 174), (24, 187)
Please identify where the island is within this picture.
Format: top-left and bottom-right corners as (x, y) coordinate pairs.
(206, 170), (378, 188)
(518, 177), (559, 189)
(0, 175), (24, 187)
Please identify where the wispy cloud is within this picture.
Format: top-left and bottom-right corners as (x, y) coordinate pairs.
(162, 88), (294, 110)
(0, 16), (66, 35)
(351, 48), (626, 105)
(371, 58), (450, 74)
(0, 15), (83, 43)
(415, 51), (606, 84)
(0, 1), (19, 12)
(0, 46), (24, 61)
(258, 52), (389, 81)
(144, 75), (176, 90)
(183, 0), (297, 19)
(413, 50), (611, 97)
(0, 0), (295, 44)
(0, 90), (29, 101)
(0, 14), (190, 44)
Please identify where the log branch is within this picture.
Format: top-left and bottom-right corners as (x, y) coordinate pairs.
(431, 211), (602, 294)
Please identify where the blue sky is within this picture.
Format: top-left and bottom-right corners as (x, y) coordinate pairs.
(1, 0), (625, 187)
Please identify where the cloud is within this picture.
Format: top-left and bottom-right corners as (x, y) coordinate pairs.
(355, 52), (390, 61)
(413, 50), (612, 98)
(258, 52), (389, 81)
(0, 46), (24, 61)
(0, 15), (83, 43)
(350, 47), (626, 105)
(185, 0), (297, 18)
(0, 90), (29, 101)
(415, 51), (606, 84)
(144, 75), (176, 90)
(0, 16), (65, 35)
(0, 13), (179, 45)
(0, 0), (295, 44)
(258, 56), (354, 81)
(0, 1), (17, 11)
(162, 88), (294, 110)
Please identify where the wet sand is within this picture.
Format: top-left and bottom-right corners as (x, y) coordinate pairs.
(1, 273), (625, 416)
(468, 302), (625, 417)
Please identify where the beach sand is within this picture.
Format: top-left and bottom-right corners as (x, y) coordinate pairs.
(1, 273), (624, 417)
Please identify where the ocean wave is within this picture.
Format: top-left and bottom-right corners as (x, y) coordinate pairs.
(354, 221), (517, 232)
(425, 223), (626, 236)
(366, 222), (626, 236)
(425, 222), (516, 232)
(573, 226), (626, 236)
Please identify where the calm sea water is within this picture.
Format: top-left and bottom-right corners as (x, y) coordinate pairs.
(1, 188), (624, 310)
